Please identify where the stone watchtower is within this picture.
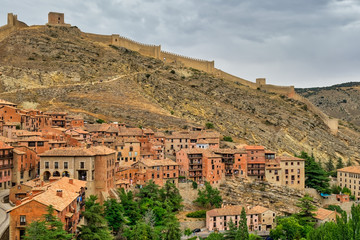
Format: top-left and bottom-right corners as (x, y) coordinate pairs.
(48, 12), (65, 25)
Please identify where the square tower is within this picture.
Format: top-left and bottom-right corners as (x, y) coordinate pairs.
(48, 12), (64, 25)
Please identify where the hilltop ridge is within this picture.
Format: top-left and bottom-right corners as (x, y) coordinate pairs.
(0, 13), (359, 163)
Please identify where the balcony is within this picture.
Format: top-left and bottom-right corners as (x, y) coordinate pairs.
(189, 161), (202, 165)
(0, 154), (13, 159)
(0, 164), (13, 170)
(189, 168), (202, 171)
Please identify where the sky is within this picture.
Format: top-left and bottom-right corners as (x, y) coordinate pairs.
(1, 0), (360, 88)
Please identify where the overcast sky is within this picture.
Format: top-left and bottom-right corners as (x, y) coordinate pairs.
(2, 0), (360, 88)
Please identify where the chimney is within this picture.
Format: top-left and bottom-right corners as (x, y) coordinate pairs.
(56, 189), (63, 197)
(69, 178), (73, 184)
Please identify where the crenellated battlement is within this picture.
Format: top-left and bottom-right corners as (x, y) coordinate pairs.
(160, 50), (211, 63)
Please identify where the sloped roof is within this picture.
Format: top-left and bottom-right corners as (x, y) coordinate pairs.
(207, 205), (245, 217)
(337, 166), (360, 174)
(276, 154), (305, 161)
(314, 208), (336, 220)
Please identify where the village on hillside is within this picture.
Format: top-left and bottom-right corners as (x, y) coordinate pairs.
(0, 11), (359, 240)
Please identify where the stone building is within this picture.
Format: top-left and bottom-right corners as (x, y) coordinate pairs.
(206, 205), (276, 232)
(39, 146), (116, 202)
(337, 166), (360, 201)
(313, 208), (338, 227)
(265, 154), (305, 190)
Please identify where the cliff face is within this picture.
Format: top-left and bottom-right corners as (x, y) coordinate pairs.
(297, 83), (360, 129)
(0, 25), (359, 163)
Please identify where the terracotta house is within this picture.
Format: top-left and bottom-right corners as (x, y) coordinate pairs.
(8, 177), (86, 240)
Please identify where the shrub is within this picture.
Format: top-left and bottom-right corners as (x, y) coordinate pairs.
(192, 181), (198, 189)
(205, 122), (214, 129)
(302, 104), (308, 111)
(186, 210), (206, 218)
(170, 70), (176, 74)
(170, 110), (174, 115)
(223, 136), (233, 142)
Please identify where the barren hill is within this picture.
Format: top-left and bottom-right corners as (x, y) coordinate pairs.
(297, 82), (360, 129)
(0, 25), (359, 163)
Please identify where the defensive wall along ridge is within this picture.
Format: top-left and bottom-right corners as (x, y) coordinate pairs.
(0, 12), (338, 134)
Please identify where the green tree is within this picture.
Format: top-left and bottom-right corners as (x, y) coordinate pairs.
(236, 207), (249, 240)
(162, 216), (181, 240)
(24, 221), (49, 240)
(296, 151), (330, 193)
(77, 195), (113, 240)
(270, 217), (303, 240)
(159, 180), (183, 212)
(118, 189), (141, 226)
(325, 158), (335, 172)
(194, 182), (222, 208)
(295, 194), (317, 227)
(104, 198), (127, 234)
(24, 205), (72, 240)
(124, 220), (159, 240)
(336, 157), (344, 169)
(224, 219), (237, 240)
(207, 232), (225, 240)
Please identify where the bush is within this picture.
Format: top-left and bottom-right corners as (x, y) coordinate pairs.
(223, 136), (233, 142)
(186, 210), (206, 218)
(331, 185), (342, 194)
(192, 181), (198, 189)
(96, 119), (105, 124)
(170, 110), (174, 115)
(145, 73), (151, 78)
(205, 122), (214, 129)
(170, 70), (176, 74)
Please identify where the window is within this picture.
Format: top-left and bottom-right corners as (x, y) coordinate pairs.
(20, 215), (26, 225)
(285, 169), (289, 174)
(38, 141), (44, 146)
(28, 142), (36, 147)
(45, 162), (49, 169)
(54, 162), (58, 169)
(80, 162), (85, 169)
(64, 162), (68, 169)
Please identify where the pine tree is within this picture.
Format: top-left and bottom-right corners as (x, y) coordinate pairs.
(346, 159), (352, 167)
(77, 195), (113, 240)
(295, 194), (317, 227)
(236, 207), (249, 240)
(104, 198), (127, 234)
(24, 221), (48, 240)
(325, 158), (335, 172)
(336, 157), (344, 169)
(224, 219), (237, 240)
(296, 151), (330, 193)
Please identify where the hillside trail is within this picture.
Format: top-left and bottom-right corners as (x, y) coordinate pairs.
(3, 71), (147, 94)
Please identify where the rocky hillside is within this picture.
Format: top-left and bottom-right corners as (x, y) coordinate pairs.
(219, 178), (321, 215)
(296, 82), (360, 129)
(0, 25), (359, 163)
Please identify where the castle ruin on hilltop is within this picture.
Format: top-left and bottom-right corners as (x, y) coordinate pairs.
(0, 12), (339, 134)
